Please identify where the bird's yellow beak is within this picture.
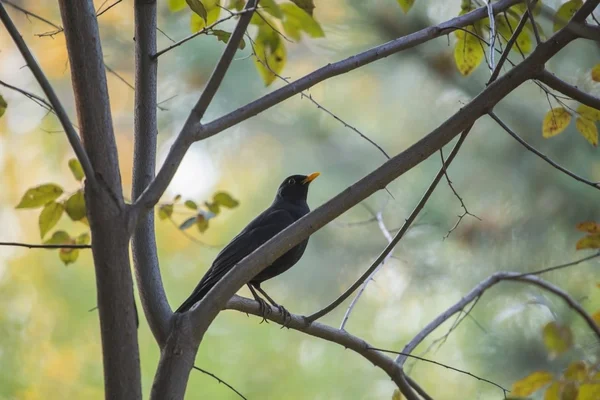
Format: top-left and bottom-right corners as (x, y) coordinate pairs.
(302, 172), (320, 184)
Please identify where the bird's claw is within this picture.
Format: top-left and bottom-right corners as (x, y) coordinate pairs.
(256, 298), (272, 324)
(276, 305), (292, 329)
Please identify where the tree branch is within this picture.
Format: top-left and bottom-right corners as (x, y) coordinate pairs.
(537, 70), (600, 111)
(0, 79), (52, 111)
(396, 252), (600, 366)
(57, 1), (140, 398)
(134, 0), (523, 212)
(0, 3), (96, 186)
(307, 127), (472, 323)
(0, 241), (91, 249)
(131, 0), (172, 348)
(226, 295), (420, 400)
(489, 111), (600, 189)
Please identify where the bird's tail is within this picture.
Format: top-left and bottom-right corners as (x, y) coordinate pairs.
(175, 284), (211, 313)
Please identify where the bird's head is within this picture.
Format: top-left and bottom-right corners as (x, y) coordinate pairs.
(276, 172), (320, 202)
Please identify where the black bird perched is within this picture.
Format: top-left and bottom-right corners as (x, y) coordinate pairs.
(175, 172), (320, 320)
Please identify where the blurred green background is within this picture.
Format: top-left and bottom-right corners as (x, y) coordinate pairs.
(0, 0), (599, 399)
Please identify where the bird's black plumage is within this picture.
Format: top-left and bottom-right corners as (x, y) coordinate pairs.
(176, 173), (319, 314)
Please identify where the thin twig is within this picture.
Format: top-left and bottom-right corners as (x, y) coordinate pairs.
(96, 0), (122, 17)
(485, 0), (496, 71)
(371, 347), (509, 396)
(0, 4), (96, 186)
(0, 241), (91, 249)
(489, 112), (600, 190)
(152, 7), (256, 59)
(526, 0), (542, 44)
(488, 6), (530, 84)
(537, 70), (600, 111)
(0, 0), (61, 30)
(0, 79), (53, 111)
(306, 126), (473, 323)
(192, 366), (247, 400)
(397, 252), (600, 366)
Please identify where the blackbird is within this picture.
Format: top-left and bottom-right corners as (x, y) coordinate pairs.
(175, 172), (319, 320)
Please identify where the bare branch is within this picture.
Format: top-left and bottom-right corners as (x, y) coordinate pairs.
(152, 7), (256, 59)
(0, 241), (91, 249)
(371, 347), (509, 395)
(489, 111), (600, 190)
(192, 366), (247, 400)
(226, 295), (420, 400)
(526, 0), (541, 45)
(0, 0), (61, 30)
(96, 0), (122, 17)
(537, 70), (600, 111)
(396, 252), (600, 366)
(0, 79), (52, 111)
(307, 127), (471, 323)
(135, 0), (524, 213)
(0, 3), (96, 186)
(131, 0), (172, 348)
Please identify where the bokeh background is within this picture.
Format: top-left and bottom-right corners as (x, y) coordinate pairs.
(0, 0), (599, 399)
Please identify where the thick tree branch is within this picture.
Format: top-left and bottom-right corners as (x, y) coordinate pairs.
(396, 252), (600, 366)
(0, 3), (95, 186)
(57, 1), (141, 399)
(135, 0), (523, 211)
(131, 0), (172, 349)
(537, 70), (600, 111)
(307, 128), (472, 323)
(226, 296), (420, 400)
(186, 0), (594, 342)
(489, 112), (600, 189)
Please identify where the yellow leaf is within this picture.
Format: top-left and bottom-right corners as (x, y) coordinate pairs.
(280, 3), (324, 40)
(190, 4), (221, 32)
(575, 118), (598, 146)
(0, 94), (7, 118)
(44, 230), (70, 246)
(39, 201), (65, 238)
(553, 0), (583, 32)
(186, 0), (207, 20)
(196, 214), (209, 233)
(576, 234), (600, 250)
(592, 64), (600, 82)
(59, 246), (79, 265)
(396, 0), (415, 13)
(542, 107), (571, 138)
(578, 383), (600, 400)
(168, 0), (186, 12)
(576, 222), (600, 233)
(392, 388), (403, 400)
(65, 190), (86, 221)
(542, 322), (573, 356)
(454, 33), (484, 76)
(544, 381), (561, 400)
(578, 105), (600, 122)
(496, 15), (532, 53)
(560, 381), (578, 400)
(512, 370), (554, 396)
(592, 310), (600, 327)
(68, 158), (85, 181)
(16, 183), (64, 209)
(563, 361), (587, 382)
(253, 25), (287, 86)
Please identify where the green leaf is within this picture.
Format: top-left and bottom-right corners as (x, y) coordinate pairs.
(76, 232), (90, 245)
(196, 214), (209, 233)
(59, 247), (79, 265)
(227, 0), (244, 11)
(253, 25), (287, 86)
(184, 200), (198, 210)
(65, 190), (87, 221)
(206, 201), (220, 215)
(553, 0), (583, 32)
(173, 194), (182, 202)
(396, 0), (415, 14)
(68, 158), (85, 181)
(44, 230), (70, 245)
(280, 3), (324, 40)
(261, 0), (283, 18)
(158, 204), (174, 220)
(454, 32), (484, 76)
(213, 192), (239, 208)
(190, 0), (220, 31)
(39, 201), (64, 238)
(542, 321), (573, 356)
(211, 29), (246, 49)
(179, 216), (197, 230)
(186, 0), (207, 20)
(168, 0), (187, 12)
(0, 95), (7, 118)
(16, 184), (64, 209)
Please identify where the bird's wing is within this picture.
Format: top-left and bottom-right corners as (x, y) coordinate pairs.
(175, 208), (295, 313)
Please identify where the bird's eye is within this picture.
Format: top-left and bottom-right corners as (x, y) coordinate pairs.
(288, 178), (296, 185)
